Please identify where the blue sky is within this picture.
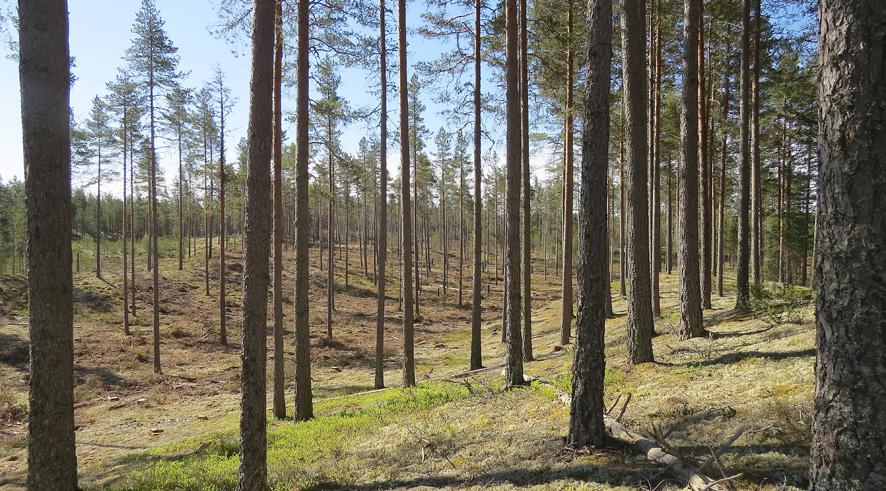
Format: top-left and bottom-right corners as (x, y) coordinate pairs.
(0, 0), (500, 191)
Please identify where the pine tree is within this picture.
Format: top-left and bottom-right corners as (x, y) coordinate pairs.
(470, 0), (484, 370)
(620, 0), (654, 364)
(19, 1), (78, 486)
(126, 0), (181, 373)
(107, 71), (144, 336)
(503, 0), (525, 388)
(294, 0), (314, 420)
(162, 84), (193, 272)
(375, 0), (390, 389)
(82, 96), (117, 279)
(238, 0), (274, 487)
(812, 0), (886, 487)
(568, 0), (611, 448)
(398, 0), (416, 387)
(678, 0), (705, 339)
(271, 0), (286, 421)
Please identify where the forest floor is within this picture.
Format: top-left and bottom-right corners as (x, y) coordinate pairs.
(0, 239), (814, 490)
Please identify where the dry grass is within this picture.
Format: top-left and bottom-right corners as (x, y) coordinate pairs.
(0, 240), (815, 490)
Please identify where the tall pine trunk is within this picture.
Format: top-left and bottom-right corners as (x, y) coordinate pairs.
(271, 0), (286, 421)
(375, 0), (389, 388)
(735, 0), (752, 310)
(621, 0), (654, 363)
(238, 0), (273, 486)
(812, 0), (886, 486)
(20, 2), (78, 485)
(520, 0), (533, 361)
(559, 0), (575, 345)
(568, 0), (611, 447)
(294, 0), (314, 421)
(504, 0), (525, 387)
(678, 0), (705, 339)
(399, 0), (416, 387)
(470, 0), (484, 370)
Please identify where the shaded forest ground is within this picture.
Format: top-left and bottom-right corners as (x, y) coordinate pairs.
(0, 239), (814, 489)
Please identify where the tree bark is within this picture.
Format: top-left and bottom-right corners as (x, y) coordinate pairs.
(376, 0), (389, 389)
(399, 0), (416, 387)
(568, 0), (611, 447)
(218, 82), (228, 347)
(238, 1), (274, 487)
(812, 1), (886, 487)
(750, 0), (762, 285)
(621, 0), (654, 363)
(735, 0), (752, 310)
(698, 1), (712, 309)
(470, 0), (484, 370)
(294, 0), (314, 421)
(560, 0), (575, 346)
(20, 1), (78, 486)
(504, 0), (525, 387)
(271, 0), (286, 421)
(679, 0), (705, 339)
(520, 0), (533, 361)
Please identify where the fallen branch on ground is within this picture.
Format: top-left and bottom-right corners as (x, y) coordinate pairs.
(538, 380), (733, 491)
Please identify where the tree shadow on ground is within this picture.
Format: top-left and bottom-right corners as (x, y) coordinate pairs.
(303, 463), (672, 491)
(675, 348), (816, 367)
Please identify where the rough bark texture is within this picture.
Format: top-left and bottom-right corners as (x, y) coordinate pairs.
(399, 0), (416, 387)
(735, 0), (752, 310)
(504, 0), (525, 387)
(19, 1), (78, 487)
(294, 0), (314, 421)
(375, 0), (389, 389)
(698, 0), (712, 309)
(238, 2), (274, 488)
(560, 0), (575, 346)
(811, 1), (886, 488)
(678, 0), (705, 339)
(620, 0), (654, 364)
(470, 0), (483, 371)
(568, 0), (611, 447)
(750, 0), (762, 285)
(271, 0), (286, 421)
(520, 0), (533, 362)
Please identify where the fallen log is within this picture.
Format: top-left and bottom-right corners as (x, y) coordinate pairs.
(540, 380), (733, 491)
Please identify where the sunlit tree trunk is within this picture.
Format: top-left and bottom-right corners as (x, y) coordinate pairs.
(20, 1), (78, 485)
(812, 1), (886, 487)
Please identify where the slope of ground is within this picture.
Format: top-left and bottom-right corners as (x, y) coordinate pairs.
(0, 239), (814, 490)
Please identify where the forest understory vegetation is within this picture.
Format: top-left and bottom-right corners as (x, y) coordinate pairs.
(0, 240), (814, 490)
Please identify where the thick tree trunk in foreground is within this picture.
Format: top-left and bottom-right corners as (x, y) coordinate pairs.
(238, 1), (274, 487)
(678, 0), (705, 339)
(568, 0), (611, 448)
(811, 1), (886, 487)
(470, 0), (484, 370)
(504, 0), (525, 387)
(375, 0), (389, 389)
(621, 0), (654, 364)
(271, 0), (286, 421)
(19, 1), (78, 486)
(294, 0), (314, 421)
(735, 0), (752, 310)
(399, 0), (416, 387)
